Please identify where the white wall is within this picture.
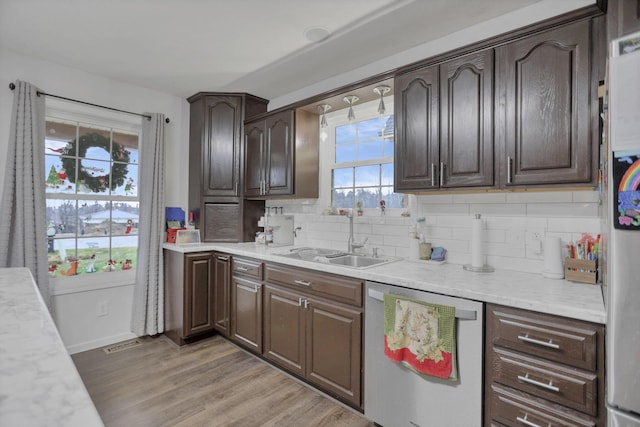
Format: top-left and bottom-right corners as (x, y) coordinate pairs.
(0, 48), (190, 353)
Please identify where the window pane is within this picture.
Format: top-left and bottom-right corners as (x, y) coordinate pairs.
(335, 144), (356, 163)
(336, 123), (356, 144)
(381, 187), (404, 208)
(113, 130), (139, 164)
(111, 202), (139, 236)
(358, 140), (383, 161)
(48, 238), (78, 276)
(111, 163), (137, 196)
(355, 165), (380, 187)
(112, 236), (138, 271)
(78, 159), (111, 193)
(77, 237), (110, 273)
(381, 163), (394, 186)
(357, 116), (390, 139)
(383, 139), (394, 157)
(46, 199), (77, 236)
(333, 168), (353, 188)
(355, 187), (380, 208)
(332, 189), (353, 208)
(45, 154), (76, 194)
(79, 200), (112, 237)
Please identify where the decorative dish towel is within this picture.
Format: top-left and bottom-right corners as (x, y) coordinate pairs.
(383, 293), (457, 380)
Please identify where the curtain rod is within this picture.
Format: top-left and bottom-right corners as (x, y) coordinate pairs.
(8, 82), (170, 124)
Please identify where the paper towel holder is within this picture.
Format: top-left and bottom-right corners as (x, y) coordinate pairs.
(463, 213), (495, 273)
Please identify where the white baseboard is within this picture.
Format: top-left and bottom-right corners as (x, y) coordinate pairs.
(66, 332), (138, 355)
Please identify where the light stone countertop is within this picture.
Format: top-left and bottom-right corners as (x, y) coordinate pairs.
(0, 268), (104, 427)
(165, 242), (606, 324)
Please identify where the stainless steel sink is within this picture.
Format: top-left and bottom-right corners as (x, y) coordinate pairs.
(274, 247), (399, 269)
(326, 254), (397, 268)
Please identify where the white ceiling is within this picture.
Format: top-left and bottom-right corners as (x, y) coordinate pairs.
(2, 0), (571, 101)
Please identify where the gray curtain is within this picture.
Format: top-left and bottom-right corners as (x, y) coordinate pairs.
(131, 113), (165, 336)
(0, 80), (50, 305)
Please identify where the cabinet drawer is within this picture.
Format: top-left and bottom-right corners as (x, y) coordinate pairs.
(491, 347), (598, 416)
(266, 263), (363, 307)
(232, 257), (263, 280)
(490, 383), (597, 427)
(487, 305), (600, 371)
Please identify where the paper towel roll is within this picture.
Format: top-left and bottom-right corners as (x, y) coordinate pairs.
(543, 236), (564, 279)
(471, 214), (484, 268)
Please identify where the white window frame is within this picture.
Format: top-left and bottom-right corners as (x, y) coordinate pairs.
(320, 97), (400, 213)
(46, 99), (140, 295)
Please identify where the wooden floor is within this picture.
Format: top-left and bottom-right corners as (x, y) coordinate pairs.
(72, 335), (374, 427)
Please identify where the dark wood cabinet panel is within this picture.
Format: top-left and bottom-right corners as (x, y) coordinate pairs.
(498, 20), (593, 186)
(608, 0), (640, 40)
(440, 49), (494, 188)
(184, 253), (215, 337)
(231, 276), (263, 353)
(243, 121), (265, 197)
(306, 297), (361, 406)
(244, 109), (319, 199)
(263, 283), (306, 377)
(213, 253), (231, 337)
(164, 250), (215, 346)
(202, 96), (242, 198)
(394, 65), (440, 191)
(265, 110), (294, 196)
(202, 203), (240, 242)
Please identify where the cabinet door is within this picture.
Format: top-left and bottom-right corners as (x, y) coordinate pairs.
(306, 297), (362, 407)
(498, 20), (592, 186)
(213, 253), (231, 336)
(244, 120), (265, 197)
(394, 65), (439, 191)
(231, 276), (263, 353)
(184, 252), (215, 337)
(202, 203), (240, 242)
(440, 50), (494, 188)
(263, 284), (305, 377)
(265, 110), (294, 196)
(202, 96), (242, 197)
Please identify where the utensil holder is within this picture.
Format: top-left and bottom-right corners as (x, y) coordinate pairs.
(564, 258), (597, 284)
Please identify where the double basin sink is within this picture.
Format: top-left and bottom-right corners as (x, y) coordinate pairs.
(274, 247), (399, 269)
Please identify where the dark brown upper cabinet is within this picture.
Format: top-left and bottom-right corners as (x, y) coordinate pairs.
(395, 50), (494, 191)
(608, 0), (640, 40)
(244, 109), (319, 199)
(394, 65), (440, 191)
(497, 20), (593, 187)
(440, 49), (494, 188)
(188, 92), (267, 242)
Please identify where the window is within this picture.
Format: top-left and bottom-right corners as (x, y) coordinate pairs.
(331, 113), (403, 209)
(45, 116), (139, 277)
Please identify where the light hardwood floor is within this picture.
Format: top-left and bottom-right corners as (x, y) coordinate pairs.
(72, 335), (374, 427)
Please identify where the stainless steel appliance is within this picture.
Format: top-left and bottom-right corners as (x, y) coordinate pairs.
(606, 35), (640, 427)
(364, 281), (483, 426)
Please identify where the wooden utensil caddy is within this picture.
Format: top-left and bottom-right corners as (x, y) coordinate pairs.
(564, 258), (597, 284)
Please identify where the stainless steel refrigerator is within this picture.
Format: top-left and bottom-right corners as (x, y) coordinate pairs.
(606, 33), (640, 427)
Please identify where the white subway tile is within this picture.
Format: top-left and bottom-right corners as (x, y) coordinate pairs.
(453, 193), (506, 204)
(435, 215), (472, 228)
(486, 229), (507, 243)
(486, 242), (526, 258)
(470, 203), (526, 216)
(423, 204), (470, 215)
(417, 194), (454, 204)
(506, 191), (572, 203)
(526, 203), (599, 217)
(547, 217), (601, 233)
(485, 216), (526, 230)
(572, 190), (600, 203)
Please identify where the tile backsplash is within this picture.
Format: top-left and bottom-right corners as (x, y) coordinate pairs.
(267, 190), (601, 274)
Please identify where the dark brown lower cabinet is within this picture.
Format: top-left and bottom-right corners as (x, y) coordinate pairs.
(164, 250), (215, 346)
(485, 303), (605, 427)
(231, 276), (263, 353)
(263, 282), (362, 408)
(212, 253), (231, 337)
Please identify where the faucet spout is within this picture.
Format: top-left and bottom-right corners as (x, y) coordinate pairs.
(347, 210), (367, 253)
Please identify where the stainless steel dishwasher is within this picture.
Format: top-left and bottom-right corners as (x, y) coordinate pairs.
(364, 281), (484, 427)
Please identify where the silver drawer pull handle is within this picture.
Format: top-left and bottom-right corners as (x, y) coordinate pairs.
(294, 280), (312, 287)
(517, 334), (560, 349)
(517, 374), (560, 392)
(218, 256), (229, 261)
(431, 163), (436, 187)
(235, 267), (249, 272)
(516, 415), (541, 427)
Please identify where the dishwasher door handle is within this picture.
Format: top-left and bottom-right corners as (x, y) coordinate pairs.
(367, 288), (477, 320)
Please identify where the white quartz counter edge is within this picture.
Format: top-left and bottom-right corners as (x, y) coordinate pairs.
(164, 242), (606, 324)
(0, 268), (104, 427)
